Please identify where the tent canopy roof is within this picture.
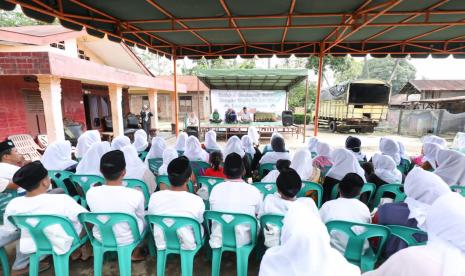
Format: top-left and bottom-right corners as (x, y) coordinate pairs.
(197, 69), (308, 91)
(2, 0), (465, 58)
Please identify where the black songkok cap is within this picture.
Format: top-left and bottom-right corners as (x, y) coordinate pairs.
(0, 140), (15, 152)
(346, 136), (362, 153)
(224, 153), (244, 179)
(12, 161), (48, 191)
(100, 150), (126, 175)
(167, 156), (192, 186)
(276, 168), (302, 198)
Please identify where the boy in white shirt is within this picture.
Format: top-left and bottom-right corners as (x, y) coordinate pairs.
(259, 168), (319, 247)
(148, 156), (205, 250)
(0, 139), (24, 192)
(319, 173), (371, 254)
(209, 153), (262, 248)
(2, 161), (87, 274)
(86, 150), (146, 261)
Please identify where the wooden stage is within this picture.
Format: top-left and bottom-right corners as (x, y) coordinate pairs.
(198, 121), (302, 140)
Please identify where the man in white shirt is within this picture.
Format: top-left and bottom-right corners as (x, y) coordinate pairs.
(0, 140), (23, 192)
(2, 161), (87, 275)
(148, 156), (205, 250)
(86, 150), (146, 260)
(259, 135), (291, 165)
(240, 107), (252, 123)
(209, 153), (262, 248)
(319, 173), (371, 254)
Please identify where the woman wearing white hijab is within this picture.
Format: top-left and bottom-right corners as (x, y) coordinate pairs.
(75, 130), (101, 159)
(421, 134), (447, 147)
(452, 132), (465, 152)
(158, 148), (179, 176)
(290, 149), (319, 182)
(204, 130), (221, 152)
(434, 149), (465, 186)
(183, 136), (209, 162)
(259, 202), (360, 276)
(223, 136), (245, 158)
(241, 135), (256, 156)
(133, 129), (148, 152)
(111, 135), (131, 151)
(365, 192), (465, 276)
(76, 141), (111, 175)
(323, 149), (366, 202)
(369, 153), (403, 185)
(41, 140), (77, 171)
(247, 126), (260, 146)
(421, 142), (442, 171)
(174, 132), (188, 154)
(307, 137), (319, 158)
(144, 137), (166, 164)
(379, 137), (401, 165)
(121, 145), (156, 193)
(372, 167), (450, 258)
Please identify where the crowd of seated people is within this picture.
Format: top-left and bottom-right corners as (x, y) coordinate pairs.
(1, 128), (465, 276)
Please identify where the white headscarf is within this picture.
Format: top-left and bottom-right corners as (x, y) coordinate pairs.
(184, 136), (209, 162)
(41, 140), (77, 170)
(223, 136), (245, 158)
(111, 135), (131, 151)
(259, 202), (360, 276)
(158, 148), (179, 176)
(326, 149), (366, 182)
(76, 141), (111, 175)
(133, 129), (148, 152)
(397, 141), (409, 161)
(452, 132), (465, 150)
(121, 145), (146, 180)
(205, 130), (221, 151)
(379, 137), (401, 165)
(308, 137), (319, 153)
(248, 126), (260, 145)
(291, 149), (313, 181)
(434, 149), (465, 186)
(241, 135), (256, 156)
(145, 137), (166, 163)
(316, 142), (331, 157)
(422, 135), (447, 147)
(422, 142), (443, 169)
(75, 130), (101, 158)
(372, 153), (403, 184)
(404, 167), (451, 231)
(425, 193), (465, 275)
(174, 132), (188, 151)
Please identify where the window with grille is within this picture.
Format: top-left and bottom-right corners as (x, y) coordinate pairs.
(50, 41), (66, 50)
(179, 96), (192, 113)
(78, 49), (90, 61)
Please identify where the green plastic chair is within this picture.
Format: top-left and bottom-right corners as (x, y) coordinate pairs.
(331, 183), (377, 202)
(204, 211), (258, 276)
(372, 184), (406, 209)
(9, 214), (87, 276)
(78, 212), (146, 276)
(0, 191), (17, 224)
(298, 181), (323, 208)
(146, 215), (205, 276)
(451, 185), (465, 196)
(253, 182), (277, 198)
(190, 161), (211, 177)
(177, 150), (184, 156)
(48, 170), (79, 201)
(258, 163), (276, 180)
(123, 179), (151, 209)
(325, 220), (390, 272)
(138, 151), (148, 161)
(156, 175), (195, 193)
(387, 225), (427, 247)
(196, 176), (225, 209)
(69, 174), (105, 208)
(0, 247), (9, 276)
(259, 214), (284, 247)
(148, 158), (164, 175)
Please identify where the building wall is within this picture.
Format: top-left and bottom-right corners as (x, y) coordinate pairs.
(61, 78), (86, 125)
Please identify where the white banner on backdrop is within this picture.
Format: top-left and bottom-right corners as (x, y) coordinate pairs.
(211, 89), (286, 116)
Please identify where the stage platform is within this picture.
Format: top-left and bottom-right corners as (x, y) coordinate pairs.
(198, 121), (302, 140)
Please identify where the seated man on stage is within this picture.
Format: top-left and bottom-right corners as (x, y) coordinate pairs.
(225, 108), (238, 124)
(186, 112), (199, 137)
(209, 109), (223, 123)
(240, 107), (253, 123)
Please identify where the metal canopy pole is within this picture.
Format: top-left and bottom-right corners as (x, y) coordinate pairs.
(303, 75), (309, 143)
(314, 45), (325, 136)
(197, 77), (201, 129)
(173, 49), (179, 136)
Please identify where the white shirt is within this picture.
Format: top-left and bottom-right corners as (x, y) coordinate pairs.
(319, 198), (371, 254)
(209, 180), (262, 248)
(148, 190), (205, 250)
(261, 170), (280, 183)
(259, 152), (291, 164)
(86, 185), (145, 245)
(3, 194), (87, 254)
(0, 162), (20, 192)
(241, 112), (252, 122)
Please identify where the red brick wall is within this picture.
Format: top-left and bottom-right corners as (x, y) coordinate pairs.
(0, 52), (50, 75)
(61, 78), (86, 127)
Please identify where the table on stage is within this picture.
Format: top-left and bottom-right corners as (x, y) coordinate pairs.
(198, 121), (302, 140)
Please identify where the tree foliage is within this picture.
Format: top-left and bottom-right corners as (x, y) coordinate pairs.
(364, 57), (416, 94)
(0, 9), (50, 27)
(288, 82), (316, 112)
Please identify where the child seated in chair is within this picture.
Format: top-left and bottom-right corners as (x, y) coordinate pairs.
(258, 168), (319, 247)
(86, 150), (146, 261)
(204, 151), (226, 179)
(148, 156), (205, 250)
(2, 161), (88, 274)
(319, 173), (371, 254)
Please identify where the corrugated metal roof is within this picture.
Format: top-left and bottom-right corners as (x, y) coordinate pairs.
(409, 80), (465, 92)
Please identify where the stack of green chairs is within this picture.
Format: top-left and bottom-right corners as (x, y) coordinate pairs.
(9, 214), (88, 276)
(69, 174), (105, 208)
(146, 215), (204, 276)
(148, 158), (164, 175)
